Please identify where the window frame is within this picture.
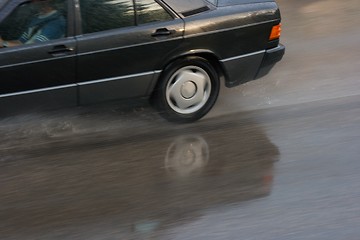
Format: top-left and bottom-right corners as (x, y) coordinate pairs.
(134, 0), (177, 26)
(75, 0), (180, 35)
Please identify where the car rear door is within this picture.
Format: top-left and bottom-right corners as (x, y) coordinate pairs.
(0, 0), (77, 113)
(76, 0), (184, 104)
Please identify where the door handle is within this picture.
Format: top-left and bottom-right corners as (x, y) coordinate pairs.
(48, 45), (74, 56)
(151, 28), (176, 37)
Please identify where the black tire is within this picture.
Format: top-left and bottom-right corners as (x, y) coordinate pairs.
(152, 56), (220, 123)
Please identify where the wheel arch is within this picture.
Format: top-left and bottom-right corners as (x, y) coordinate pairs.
(151, 50), (227, 97)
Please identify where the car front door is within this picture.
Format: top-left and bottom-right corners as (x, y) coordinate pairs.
(0, 0), (76, 114)
(76, 0), (184, 104)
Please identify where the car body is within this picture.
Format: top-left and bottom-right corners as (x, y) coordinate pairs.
(0, 0), (285, 122)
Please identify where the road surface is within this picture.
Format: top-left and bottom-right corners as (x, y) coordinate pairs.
(1, 0), (360, 239)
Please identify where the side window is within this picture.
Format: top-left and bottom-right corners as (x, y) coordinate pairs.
(80, 0), (135, 34)
(0, 0), (67, 48)
(135, 0), (173, 25)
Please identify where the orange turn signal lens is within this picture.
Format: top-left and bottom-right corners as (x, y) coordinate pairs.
(269, 23), (281, 41)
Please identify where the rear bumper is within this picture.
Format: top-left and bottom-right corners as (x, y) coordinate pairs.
(255, 44), (285, 79)
(222, 44), (285, 88)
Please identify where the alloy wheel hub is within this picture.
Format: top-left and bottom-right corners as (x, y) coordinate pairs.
(181, 81), (197, 99)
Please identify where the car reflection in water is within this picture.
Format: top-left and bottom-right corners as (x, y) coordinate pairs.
(0, 112), (279, 239)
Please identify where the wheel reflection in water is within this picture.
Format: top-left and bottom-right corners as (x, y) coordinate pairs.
(165, 135), (209, 178)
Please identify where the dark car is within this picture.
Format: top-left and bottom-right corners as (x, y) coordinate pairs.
(0, 0), (285, 122)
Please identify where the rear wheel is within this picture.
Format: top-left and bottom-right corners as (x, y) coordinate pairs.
(153, 57), (220, 123)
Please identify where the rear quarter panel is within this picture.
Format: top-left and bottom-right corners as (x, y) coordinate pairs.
(183, 2), (280, 59)
(175, 2), (281, 86)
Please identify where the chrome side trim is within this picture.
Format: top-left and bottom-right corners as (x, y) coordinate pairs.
(78, 70), (162, 86)
(0, 84), (77, 98)
(221, 50), (265, 63)
(0, 71), (163, 98)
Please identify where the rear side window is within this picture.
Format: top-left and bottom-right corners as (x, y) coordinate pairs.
(135, 0), (173, 25)
(80, 0), (135, 34)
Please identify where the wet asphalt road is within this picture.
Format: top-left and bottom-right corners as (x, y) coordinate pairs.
(1, 0), (360, 239)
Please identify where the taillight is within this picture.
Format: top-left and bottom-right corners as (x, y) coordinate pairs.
(269, 23), (281, 41)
